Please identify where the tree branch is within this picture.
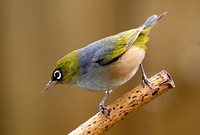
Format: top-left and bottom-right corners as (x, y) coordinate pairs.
(69, 70), (175, 135)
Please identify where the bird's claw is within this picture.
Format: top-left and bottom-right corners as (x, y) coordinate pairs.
(142, 76), (154, 90)
(99, 105), (111, 119)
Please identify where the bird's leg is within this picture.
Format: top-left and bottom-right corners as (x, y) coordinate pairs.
(140, 63), (154, 89)
(99, 90), (112, 118)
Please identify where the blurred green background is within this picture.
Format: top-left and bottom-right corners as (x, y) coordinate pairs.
(1, 0), (200, 135)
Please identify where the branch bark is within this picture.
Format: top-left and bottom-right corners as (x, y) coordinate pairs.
(69, 70), (175, 135)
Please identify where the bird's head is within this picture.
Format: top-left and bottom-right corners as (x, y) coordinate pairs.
(43, 51), (79, 92)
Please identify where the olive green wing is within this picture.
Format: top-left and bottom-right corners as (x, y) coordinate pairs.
(93, 29), (142, 66)
(92, 13), (166, 66)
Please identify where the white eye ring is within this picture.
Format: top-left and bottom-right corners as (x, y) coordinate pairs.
(54, 70), (62, 80)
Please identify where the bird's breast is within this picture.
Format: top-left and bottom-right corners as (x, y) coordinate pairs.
(107, 45), (145, 81)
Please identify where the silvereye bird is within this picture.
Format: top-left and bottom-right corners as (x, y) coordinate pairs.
(44, 12), (167, 117)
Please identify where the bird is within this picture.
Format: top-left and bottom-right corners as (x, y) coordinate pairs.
(44, 12), (167, 117)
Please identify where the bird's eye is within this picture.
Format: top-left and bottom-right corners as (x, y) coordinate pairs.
(53, 70), (62, 80)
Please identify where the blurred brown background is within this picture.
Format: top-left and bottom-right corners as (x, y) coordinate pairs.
(1, 0), (200, 135)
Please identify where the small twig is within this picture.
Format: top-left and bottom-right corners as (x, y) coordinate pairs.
(69, 70), (175, 135)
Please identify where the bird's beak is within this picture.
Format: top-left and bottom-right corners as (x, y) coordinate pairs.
(43, 81), (57, 93)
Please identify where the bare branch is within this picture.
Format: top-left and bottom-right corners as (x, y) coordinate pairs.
(69, 70), (175, 135)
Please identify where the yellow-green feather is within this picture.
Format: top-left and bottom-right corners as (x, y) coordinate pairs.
(101, 29), (139, 65)
(134, 26), (154, 51)
(52, 50), (79, 84)
(102, 43), (126, 65)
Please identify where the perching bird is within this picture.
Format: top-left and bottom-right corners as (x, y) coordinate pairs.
(44, 12), (167, 117)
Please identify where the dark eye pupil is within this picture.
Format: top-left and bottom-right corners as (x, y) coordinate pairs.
(55, 72), (59, 77)
(53, 70), (62, 80)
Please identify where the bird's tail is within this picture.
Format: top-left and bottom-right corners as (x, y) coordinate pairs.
(143, 12), (167, 29)
(117, 12), (167, 49)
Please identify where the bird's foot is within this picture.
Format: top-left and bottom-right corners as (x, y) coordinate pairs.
(140, 63), (154, 90)
(142, 75), (154, 90)
(99, 90), (112, 119)
(99, 104), (111, 119)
